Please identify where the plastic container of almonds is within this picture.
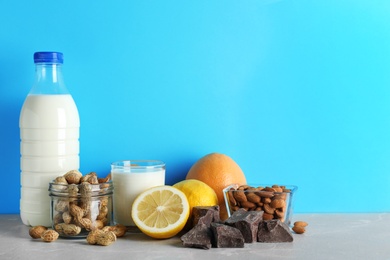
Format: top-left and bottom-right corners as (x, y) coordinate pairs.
(223, 184), (297, 226)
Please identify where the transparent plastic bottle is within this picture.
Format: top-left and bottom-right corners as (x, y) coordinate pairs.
(19, 52), (80, 226)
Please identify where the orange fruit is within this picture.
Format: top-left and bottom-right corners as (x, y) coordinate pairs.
(185, 153), (247, 220)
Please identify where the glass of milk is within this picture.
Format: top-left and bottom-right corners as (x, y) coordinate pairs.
(111, 160), (165, 227)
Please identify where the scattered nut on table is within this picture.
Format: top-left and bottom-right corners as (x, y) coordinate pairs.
(292, 221), (308, 234)
(87, 229), (117, 246)
(29, 226), (48, 239)
(102, 224), (127, 238)
(41, 230), (59, 242)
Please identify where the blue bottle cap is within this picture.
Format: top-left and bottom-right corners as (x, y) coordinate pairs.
(34, 52), (64, 64)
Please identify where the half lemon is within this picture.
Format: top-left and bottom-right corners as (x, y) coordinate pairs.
(131, 185), (190, 239)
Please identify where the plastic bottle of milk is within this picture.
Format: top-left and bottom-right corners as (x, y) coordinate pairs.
(19, 52), (80, 226)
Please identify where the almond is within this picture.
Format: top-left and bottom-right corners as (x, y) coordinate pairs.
(263, 213), (274, 220)
(292, 226), (305, 234)
(246, 192), (261, 203)
(270, 198), (286, 209)
(227, 190), (237, 206)
(233, 190), (247, 203)
(294, 221), (308, 227)
(263, 203), (275, 214)
(240, 200), (256, 209)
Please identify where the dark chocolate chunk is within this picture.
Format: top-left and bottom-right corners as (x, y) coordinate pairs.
(181, 223), (212, 249)
(225, 208), (263, 243)
(192, 205), (220, 227)
(210, 223), (244, 248)
(257, 219), (293, 243)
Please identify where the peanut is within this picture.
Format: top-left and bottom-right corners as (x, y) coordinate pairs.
(79, 182), (92, 195)
(69, 204), (84, 219)
(93, 219), (105, 230)
(86, 229), (105, 245)
(29, 226), (48, 239)
(100, 196), (109, 207)
(55, 223), (81, 236)
(77, 218), (93, 230)
(88, 175), (99, 185)
(80, 172), (97, 183)
(54, 176), (67, 184)
(97, 206), (108, 220)
(53, 176), (68, 191)
(53, 213), (63, 224)
(67, 184), (79, 198)
(64, 170), (82, 184)
(96, 231), (117, 246)
(41, 230), (59, 242)
(62, 211), (72, 224)
(102, 224), (127, 238)
(54, 199), (69, 212)
(98, 173), (111, 183)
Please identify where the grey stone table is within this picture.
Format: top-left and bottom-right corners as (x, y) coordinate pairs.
(0, 213), (389, 260)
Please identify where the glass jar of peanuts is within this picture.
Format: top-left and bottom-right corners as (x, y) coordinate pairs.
(49, 180), (114, 238)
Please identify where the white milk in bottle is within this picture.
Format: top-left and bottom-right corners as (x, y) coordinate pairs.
(19, 52), (80, 226)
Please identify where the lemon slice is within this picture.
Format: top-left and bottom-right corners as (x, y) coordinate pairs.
(131, 185), (190, 239)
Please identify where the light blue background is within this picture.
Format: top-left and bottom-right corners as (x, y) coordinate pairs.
(1, 0), (390, 214)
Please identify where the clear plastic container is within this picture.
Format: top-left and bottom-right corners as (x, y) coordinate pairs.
(20, 52), (80, 226)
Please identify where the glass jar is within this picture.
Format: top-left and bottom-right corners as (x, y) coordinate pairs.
(49, 181), (113, 238)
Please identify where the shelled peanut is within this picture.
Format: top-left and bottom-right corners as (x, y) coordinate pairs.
(51, 170), (112, 237)
(227, 184), (290, 221)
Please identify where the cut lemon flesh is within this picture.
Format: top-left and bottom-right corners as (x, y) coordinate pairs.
(131, 185), (190, 239)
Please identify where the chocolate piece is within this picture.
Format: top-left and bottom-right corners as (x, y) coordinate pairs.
(210, 223), (244, 248)
(225, 208), (263, 243)
(181, 223), (212, 249)
(257, 219), (293, 243)
(192, 206), (220, 227)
